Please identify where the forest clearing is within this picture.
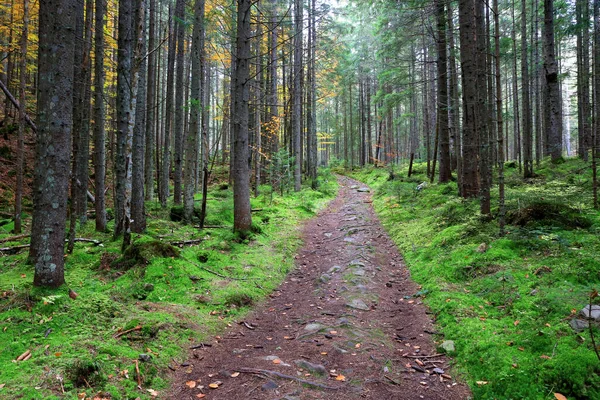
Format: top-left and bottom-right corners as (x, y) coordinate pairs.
(1, 0), (600, 398)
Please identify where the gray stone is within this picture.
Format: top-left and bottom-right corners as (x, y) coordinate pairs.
(294, 360), (327, 375)
(350, 185), (359, 189)
(357, 188), (370, 193)
(347, 299), (370, 311)
(580, 305), (600, 321)
(343, 237), (355, 243)
(432, 368), (445, 374)
(349, 260), (365, 267)
(441, 340), (455, 353)
(353, 269), (365, 276)
(337, 317), (350, 326)
(328, 265), (342, 274)
(143, 283), (154, 292)
(324, 232), (333, 238)
(319, 274), (332, 283)
(304, 323), (324, 332)
(138, 354), (152, 362)
(570, 318), (589, 332)
(262, 380), (279, 390)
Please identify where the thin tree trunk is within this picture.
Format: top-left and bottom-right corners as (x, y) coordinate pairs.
(14, 0), (28, 234)
(145, 0), (156, 201)
(93, 0), (107, 232)
(543, 0), (562, 160)
(173, 0), (185, 205)
(437, 0), (451, 183)
(522, 0), (533, 177)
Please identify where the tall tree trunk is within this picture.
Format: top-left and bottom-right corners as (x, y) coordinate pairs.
(93, 0), (107, 232)
(145, 0), (156, 200)
(173, 0), (185, 205)
(232, 0), (252, 234)
(543, 0), (562, 160)
(437, 0), (451, 183)
(160, 7), (176, 207)
(292, 0), (303, 191)
(495, 0), (506, 234)
(14, 0), (28, 234)
(184, 0), (205, 224)
(522, 0), (534, 177)
(594, 0), (600, 208)
(307, 0), (318, 187)
(511, 0), (522, 166)
(476, 0), (490, 214)
(458, 0), (480, 198)
(30, 0), (76, 287)
(131, 0), (147, 233)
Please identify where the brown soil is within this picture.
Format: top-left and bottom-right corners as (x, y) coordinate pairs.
(168, 176), (471, 400)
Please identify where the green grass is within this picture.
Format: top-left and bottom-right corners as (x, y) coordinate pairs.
(346, 158), (600, 399)
(0, 167), (338, 400)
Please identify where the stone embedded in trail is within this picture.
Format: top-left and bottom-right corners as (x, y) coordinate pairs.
(304, 323), (324, 332)
(324, 232), (333, 238)
(319, 273), (332, 283)
(580, 305), (600, 320)
(350, 185), (359, 189)
(294, 360), (327, 375)
(353, 269), (365, 276)
(327, 265), (342, 274)
(357, 188), (370, 193)
(262, 380), (279, 390)
(441, 340), (456, 353)
(347, 298), (370, 311)
(570, 318), (589, 332)
(349, 260), (365, 267)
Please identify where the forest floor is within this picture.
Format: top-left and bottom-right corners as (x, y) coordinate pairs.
(168, 176), (471, 400)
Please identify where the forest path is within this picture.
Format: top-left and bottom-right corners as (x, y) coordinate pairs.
(168, 176), (471, 399)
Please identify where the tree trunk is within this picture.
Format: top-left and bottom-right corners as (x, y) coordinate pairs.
(522, 0), (533, 177)
(93, 0), (107, 232)
(30, 0), (76, 287)
(173, 0), (185, 205)
(131, 0), (147, 233)
(458, 0), (479, 198)
(437, 0), (451, 183)
(292, 0), (303, 191)
(543, 0), (562, 160)
(14, 0), (28, 234)
(160, 7), (176, 207)
(232, 0), (253, 234)
(145, 0), (156, 201)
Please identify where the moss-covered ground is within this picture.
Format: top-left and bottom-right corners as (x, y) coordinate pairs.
(346, 158), (600, 399)
(0, 168), (337, 400)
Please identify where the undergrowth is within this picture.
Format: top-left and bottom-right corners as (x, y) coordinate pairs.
(347, 158), (600, 399)
(0, 167), (337, 400)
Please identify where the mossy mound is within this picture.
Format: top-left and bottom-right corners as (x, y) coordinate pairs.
(111, 240), (180, 270)
(505, 200), (592, 229)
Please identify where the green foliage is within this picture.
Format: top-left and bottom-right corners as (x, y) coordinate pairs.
(348, 158), (600, 399)
(0, 167), (338, 399)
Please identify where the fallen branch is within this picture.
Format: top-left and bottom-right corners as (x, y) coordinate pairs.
(0, 79), (37, 132)
(237, 367), (341, 390)
(15, 349), (31, 361)
(182, 256), (250, 281)
(401, 353), (444, 359)
(194, 225), (229, 229)
(134, 359), (142, 388)
(0, 234), (29, 244)
(113, 325), (142, 339)
(0, 244), (30, 254)
(189, 343), (213, 349)
(170, 238), (204, 246)
(384, 375), (402, 386)
(72, 238), (102, 245)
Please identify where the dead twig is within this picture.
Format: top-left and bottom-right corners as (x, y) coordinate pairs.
(401, 353), (444, 359)
(0, 234), (29, 244)
(237, 367), (341, 390)
(384, 375), (402, 385)
(134, 359), (142, 388)
(113, 325), (142, 339)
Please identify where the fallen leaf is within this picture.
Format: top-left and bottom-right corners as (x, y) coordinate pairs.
(335, 375), (346, 381)
(0, 384), (5, 389)
(196, 395), (206, 399)
(518, 347), (524, 351)
(147, 389), (158, 397)
(476, 381), (488, 386)
(231, 372), (240, 378)
(283, 336), (293, 340)
(21, 274), (26, 278)
(186, 381), (196, 388)
(320, 352), (328, 355)
(355, 343), (361, 349)
(273, 359), (281, 364)
(554, 394), (567, 400)
(55, 352), (62, 357)
(77, 393), (86, 399)
(208, 382), (221, 389)
(540, 354), (551, 360)
(330, 330), (337, 335)
(513, 320), (520, 326)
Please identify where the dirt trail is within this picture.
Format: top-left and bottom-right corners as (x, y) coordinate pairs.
(168, 176), (471, 399)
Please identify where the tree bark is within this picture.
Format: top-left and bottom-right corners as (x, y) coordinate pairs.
(30, 0), (76, 287)
(93, 0), (107, 232)
(232, 0), (253, 234)
(14, 0), (28, 234)
(543, 0), (562, 161)
(437, 0), (451, 183)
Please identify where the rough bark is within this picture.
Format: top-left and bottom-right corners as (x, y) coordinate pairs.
(543, 0), (562, 161)
(14, 0), (28, 234)
(522, 0), (533, 177)
(173, 0), (185, 205)
(437, 0), (451, 183)
(93, 0), (107, 232)
(30, 0), (76, 287)
(292, 0), (303, 191)
(232, 0), (253, 234)
(145, 0), (156, 201)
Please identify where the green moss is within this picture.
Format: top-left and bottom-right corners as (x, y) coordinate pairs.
(348, 158), (600, 399)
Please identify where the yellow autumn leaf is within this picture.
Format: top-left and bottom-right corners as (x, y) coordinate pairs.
(554, 394), (567, 400)
(185, 380), (196, 388)
(335, 375), (346, 381)
(231, 372), (240, 378)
